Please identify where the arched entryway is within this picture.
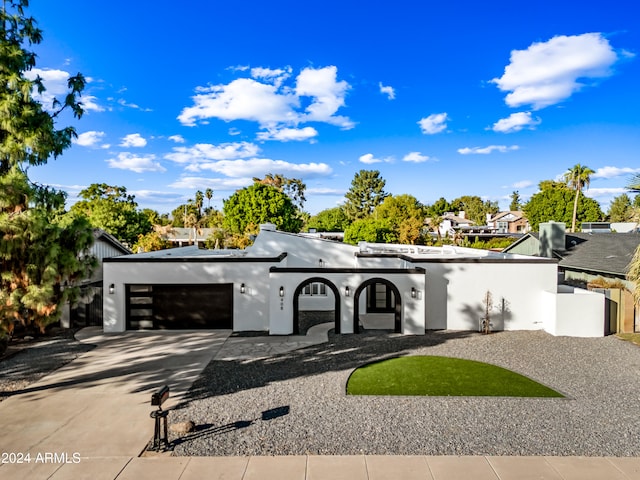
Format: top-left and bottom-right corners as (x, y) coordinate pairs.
(293, 277), (341, 334)
(353, 278), (401, 334)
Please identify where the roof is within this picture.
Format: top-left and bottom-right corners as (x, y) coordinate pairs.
(491, 211), (525, 222)
(505, 231), (640, 277)
(558, 233), (640, 277)
(94, 229), (131, 255)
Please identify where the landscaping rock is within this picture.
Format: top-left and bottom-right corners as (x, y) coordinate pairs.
(169, 420), (196, 436)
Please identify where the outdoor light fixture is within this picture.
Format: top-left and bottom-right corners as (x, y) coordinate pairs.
(279, 286), (285, 297)
(109, 283), (115, 295)
(411, 287), (417, 299)
(318, 258), (323, 267)
(240, 283), (246, 294)
(345, 286), (350, 297)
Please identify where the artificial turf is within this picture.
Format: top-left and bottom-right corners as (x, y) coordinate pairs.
(346, 355), (563, 397)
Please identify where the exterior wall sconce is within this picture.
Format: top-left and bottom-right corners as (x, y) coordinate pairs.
(411, 287), (417, 299)
(279, 286), (285, 297)
(109, 283), (115, 294)
(240, 283), (246, 294)
(318, 258), (323, 268)
(345, 286), (350, 297)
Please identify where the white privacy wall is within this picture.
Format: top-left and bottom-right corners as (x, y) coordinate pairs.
(418, 261), (558, 331)
(544, 286), (605, 337)
(103, 260), (277, 333)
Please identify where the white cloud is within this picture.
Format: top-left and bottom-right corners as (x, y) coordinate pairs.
(402, 152), (433, 163)
(81, 95), (105, 112)
(512, 180), (534, 189)
(379, 82), (395, 100)
(165, 142), (261, 166)
(178, 77), (299, 127)
(458, 145), (520, 155)
(106, 153), (166, 173)
(492, 33), (621, 109)
(168, 135), (186, 143)
(359, 153), (381, 164)
(592, 166), (640, 179)
(295, 66), (354, 129)
(118, 98), (152, 112)
(120, 133), (147, 148)
(251, 66), (292, 88)
(418, 113), (449, 134)
(169, 176), (251, 190)
(491, 112), (541, 133)
(178, 65), (354, 133)
(256, 126), (318, 142)
(74, 131), (106, 147)
(189, 158), (332, 178)
(307, 187), (345, 195)
(585, 187), (628, 198)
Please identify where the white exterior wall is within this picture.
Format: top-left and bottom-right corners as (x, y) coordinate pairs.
(548, 286), (605, 337)
(420, 261), (557, 331)
(251, 229), (358, 268)
(103, 261), (277, 333)
(267, 271), (426, 335)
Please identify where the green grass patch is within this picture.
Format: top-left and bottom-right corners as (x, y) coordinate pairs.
(346, 356), (563, 397)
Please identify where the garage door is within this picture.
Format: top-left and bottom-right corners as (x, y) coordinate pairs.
(126, 284), (233, 329)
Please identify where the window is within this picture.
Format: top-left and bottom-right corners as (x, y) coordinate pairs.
(302, 282), (327, 296)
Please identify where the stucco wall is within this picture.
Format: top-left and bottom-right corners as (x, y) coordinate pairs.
(267, 270), (426, 335)
(103, 260), (277, 333)
(551, 286), (605, 337)
(418, 261), (557, 332)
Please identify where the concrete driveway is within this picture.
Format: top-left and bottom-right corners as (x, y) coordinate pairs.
(0, 328), (231, 459)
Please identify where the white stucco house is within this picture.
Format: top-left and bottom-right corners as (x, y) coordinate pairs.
(103, 224), (605, 337)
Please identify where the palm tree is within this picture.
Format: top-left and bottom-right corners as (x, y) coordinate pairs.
(205, 188), (213, 209)
(563, 164), (594, 233)
(628, 173), (640, 193)
(194, 190), (204, 218)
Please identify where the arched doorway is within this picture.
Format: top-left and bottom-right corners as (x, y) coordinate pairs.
(293, 277), (341, 334)
(353, 278), (401, 333)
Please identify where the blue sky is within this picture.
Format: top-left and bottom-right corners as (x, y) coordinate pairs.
(25, 0), (640, 216)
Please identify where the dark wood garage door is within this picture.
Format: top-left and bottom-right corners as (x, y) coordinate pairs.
(126, 284), (233, 329)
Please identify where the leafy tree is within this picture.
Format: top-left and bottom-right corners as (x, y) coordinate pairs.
(253, 173), (306, 210)
(344, 218), (396, 245)
(70, 184), (152, 245)
(608, 194), (633, 222)
(563, 164), (595, 232)
(398, 217), (425, 245)
(450, 195), (499, 225)
(509, 191), (521, 211)
(1, 1), (94, 345)
(343, 169), (388, 221)
(374, 194), (425, 227)
(426, 197), (451, 217)
(628, 174), (640, 194)
(523, 182), (603, 231)
(307, 206), (349, 232)
(171, 201), (199, 227)
(223, 183), (302, 234)
(133, 231), (170, 253)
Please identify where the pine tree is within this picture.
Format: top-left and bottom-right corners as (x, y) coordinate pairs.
(0, 1), (94, 344)
(343, 170), (388, 221)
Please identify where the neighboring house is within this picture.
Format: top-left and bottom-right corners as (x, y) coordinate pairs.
(488, 211), (530, 234)
(156, 226), (216, 248)
(64, 229), (130, 328)
(103, 223), (605, 338)
(504, 221), (640, 333)
(437, 211), (474, 237)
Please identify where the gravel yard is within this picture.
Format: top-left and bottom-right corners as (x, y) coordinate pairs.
(170, 329), (640, 457)
(0, 330), (94, 402)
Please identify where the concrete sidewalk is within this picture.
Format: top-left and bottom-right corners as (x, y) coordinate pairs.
(2, 328), (640, 479)
(2, 454), (640, 479)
